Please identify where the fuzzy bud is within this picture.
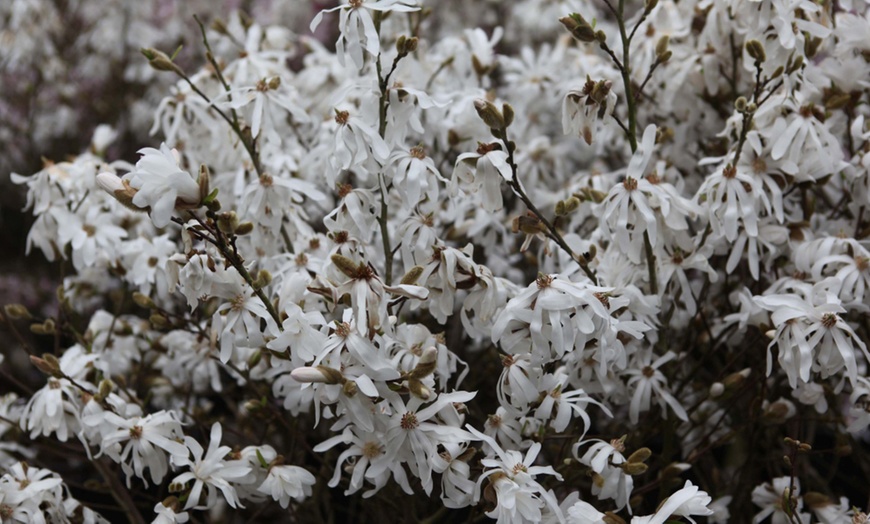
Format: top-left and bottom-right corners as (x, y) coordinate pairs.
(560, 14), (597, 43)
(502, 103), (515, 128)
(331, 254), (363, 279)
(217, 211), (240, 235)
(401, 265), (424, 285)
(473, 99), (506, 130)
(655, 35), (670, 59)
(132, 292), (156, 309)
(644, 0), (659, 12)
(627, 447), (652, 464)
(407, 378), (431, 400)
(198, 165), (211, 204)
(745, 40), (766, 64)
(709, 382), (725, 397)
(603, 513), (627, 524)
(5, 304), (31, 320)
(253, 270), (272, 290)
(621, 461), (648, 476)
(235, 222), (254, 235)
(408, 346), (438, 379)
(734, 96), (748, 112)
(141, 48), (183, 75)
(30, 355), (61, 377)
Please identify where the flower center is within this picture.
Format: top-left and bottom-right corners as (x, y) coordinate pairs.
(401, 412), (419, 430)
(335, 322), (351, 338)
(230, 294), (246, 312)
(821, 313), (837, 329)
(623, 176), (638, 191)
(410, 145), (426, 160)
(130, 425), (143, 440)
(349, 0), (364, 7)
(512, 463), (528, 475)
(362, 441), (381, 459)
(335, 110), (350, 125)
(642, 366), (655, 378)
(536, 273), (553, 289)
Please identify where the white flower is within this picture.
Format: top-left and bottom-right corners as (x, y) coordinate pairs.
(152, 498), (189, 524)
(95, 411), (188, 486)
(452, 142), (513, 212)
(752, 476), (810, 524)
(310, 0), (420, 70)
(631, 480), (713, 524)
(574, 438), (633, 511)
(171, 423), (252, 510)
(468, 425), (564, 524)
(623, 350), (689, 424)
(125, 144), (200, 228)
(257, 465), (316, 508)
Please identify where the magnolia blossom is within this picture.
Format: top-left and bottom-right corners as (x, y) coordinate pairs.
(171, 423), (252, 510)
(257, 465), (316, 508)
(125, 144), (201, 228)
(310, 0), (420, 70)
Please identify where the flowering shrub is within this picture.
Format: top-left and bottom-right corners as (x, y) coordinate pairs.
(4, 0), (870, 523)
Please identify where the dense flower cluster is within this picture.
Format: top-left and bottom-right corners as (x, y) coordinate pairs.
(4, 0), (870, 522)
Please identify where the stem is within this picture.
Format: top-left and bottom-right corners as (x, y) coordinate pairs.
(499, 127), (598, 283)
(93, 458), (146, 524)
(643, 230), (658, 294)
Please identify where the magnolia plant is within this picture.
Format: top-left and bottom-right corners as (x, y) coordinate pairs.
(3, 0), (870, 523)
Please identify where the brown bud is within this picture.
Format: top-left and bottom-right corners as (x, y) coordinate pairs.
(474, 99), (506, 130)
(217, 211), (239, 235)
(401, 266), (424, 285)
(4, 304), (31, 320)
(560, 14), (597, 43)
(655, 35), (670, 59)
(745, 40), (766, 64)
(621, 461), (649, 476)
(132, 292), (156, 309)
(627, 447), (652, 464)
(141, 48), (183, 75)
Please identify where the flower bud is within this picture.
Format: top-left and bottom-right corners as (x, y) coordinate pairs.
(502, 103), (515, 128)
(560, 14), (597, 43)
(734, 96), (748, 112)
(291, 365), (345, 385)
(235, 222), (254, 235)
(5, 304), (31, 320)
(149, 313), (170, 330)
(141, 48), (183, 75)
(709, 382), (725, 397)
(30, 355), (61, 377)
(407, 378), (431, 400)
(644, 0), (659, 12)
(400, 265), (424, 285)
(198, 165), (211, 204)
(621, 461), (648, 476)
(331, 254), (363, 279)
(253, 270), (272, 290)
(408, 346), (438, 379)
(655, 35), (670, 59)
(745, 40), (766, 63)
(603, 513), (627, 524)
(627, 447), (651, 464)
(217, 211), (240, 235)
(132, 292), (156, 309)
(473, 99), (506, 130)
(267, 76), (281, 90)
(247, 349), (262, 369)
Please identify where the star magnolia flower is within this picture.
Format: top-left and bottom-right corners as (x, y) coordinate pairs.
(257, 465), (316, 508)
(467, 425), (564, 524)
(171, 423), (252, 510)
(125, 144), (201, 228)
(631, 480), (713, 524)
(310, 0), (420, 70)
